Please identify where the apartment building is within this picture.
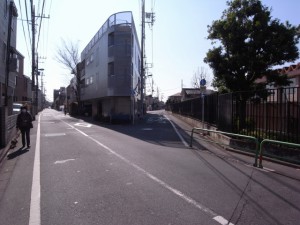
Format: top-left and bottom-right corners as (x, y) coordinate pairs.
(13, 50), (32, 103)
(79, 11), (141, 122)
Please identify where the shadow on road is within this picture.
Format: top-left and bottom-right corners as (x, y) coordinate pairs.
(70, 112), (192, 149)
(7, 148), (29, 160)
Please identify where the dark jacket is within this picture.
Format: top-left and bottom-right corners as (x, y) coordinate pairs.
(16, 112), (33, 130)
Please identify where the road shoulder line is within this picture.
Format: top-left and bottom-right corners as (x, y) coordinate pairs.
(29, 114), (41, 225)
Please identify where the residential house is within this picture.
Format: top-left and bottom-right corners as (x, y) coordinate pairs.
(181, 88), (215, 101)
(53, 87), (66, 110)
(167, 92), (181, 104)
(13, 50), (32, 103)
(66, 77), (77, 115)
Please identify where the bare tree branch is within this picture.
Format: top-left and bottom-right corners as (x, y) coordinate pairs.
(54, 38), (80, 74)
(191, 67), (210, 88)
(54, 39), (82, 110)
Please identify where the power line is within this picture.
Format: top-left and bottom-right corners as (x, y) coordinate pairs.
(18, 0), (31, 65)
(44, 0), (52, 57)
(36, 0), (47, 51)
(43, 0), (52, 56)
(24, 0), (32, 47)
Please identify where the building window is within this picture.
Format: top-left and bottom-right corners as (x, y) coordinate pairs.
(4, 0), (8, 18)
(108, 32), (114, 46)
(2, 42), (6, 62)
(96, 47), (99, 66)
(85, 76), (94, 86)
(125, 40), (131, 56)
(90, 53), (94, 63)
(108, 62), (114, 76)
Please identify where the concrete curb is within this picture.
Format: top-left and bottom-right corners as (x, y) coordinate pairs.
(169, 111), (300, 169)
(0, 140), (13, 166)
(0, 131), (21, 166)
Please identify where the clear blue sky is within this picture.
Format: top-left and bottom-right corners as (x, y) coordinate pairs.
(16, 0), (300, 102)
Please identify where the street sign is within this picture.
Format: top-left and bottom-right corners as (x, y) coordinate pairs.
(200, 79), (206, 86)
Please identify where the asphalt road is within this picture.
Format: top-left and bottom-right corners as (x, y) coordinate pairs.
(0, 109), (299, 225)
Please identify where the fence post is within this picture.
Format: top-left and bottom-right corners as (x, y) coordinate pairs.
(190, 128), (195, 148)
(0, 107), (8, 147)
(190, 127), (259, 167)
(258, 139), (300, 168)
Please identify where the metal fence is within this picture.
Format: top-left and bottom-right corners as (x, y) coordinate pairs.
(168, 87), (300, 144)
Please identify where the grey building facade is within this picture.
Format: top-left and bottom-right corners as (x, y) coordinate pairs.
(80, 11), (141, 121)
(0, 0), (19, 147)
(0, 0), (18, 109)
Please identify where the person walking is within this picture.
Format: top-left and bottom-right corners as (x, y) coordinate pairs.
(16, 105), (33, 148)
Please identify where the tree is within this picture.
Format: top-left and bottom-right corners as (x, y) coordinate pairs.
(205, 0), (299, 93)
(191, 67), (210, 88)
(55, 39), (81, 113)
(204, 0), (300, 130)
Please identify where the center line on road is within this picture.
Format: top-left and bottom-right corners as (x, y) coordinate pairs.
(61, 119), (234, 225)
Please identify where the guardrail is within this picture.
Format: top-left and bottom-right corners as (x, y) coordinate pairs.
(258, 139), (300, 168)
(190, 128), (260, 166)
(190, 128), (300, 168)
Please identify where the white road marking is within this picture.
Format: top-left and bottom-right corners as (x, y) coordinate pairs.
(74, 123), (92, 128)
(259, 167), (275, 172)
(45, 133), (66, 137)
(246, 164), (275, 173)
(213, 216), (235, 225)
(54, 159), (75, 164)
(63, 120), (234, 225)
(29, 114), (41, 225)
(60, 121), (88, 137)
(41, 122), (55, 124)
(164, 115), (189, 147)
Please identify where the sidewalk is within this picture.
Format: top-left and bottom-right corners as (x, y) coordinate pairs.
(0, 133), (19, 166)
(165, 111), (300, 180)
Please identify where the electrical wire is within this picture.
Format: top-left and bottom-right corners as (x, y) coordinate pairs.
(18, 0), (31, 65)
(36, 0), (46, 52)
(44, 0), (52, 57)
(24, 0), (32, 47)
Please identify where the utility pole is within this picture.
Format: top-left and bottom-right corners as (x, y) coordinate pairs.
(31, 3), (36, 117)
(36, 53), (39, 112)
(140, 0), (155, 116)
(31, 2), (49, 116)
(140, 0), (145, 117)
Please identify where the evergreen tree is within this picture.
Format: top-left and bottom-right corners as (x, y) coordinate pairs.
(205, 0), (300, 131)
(205, 0), (299, 92)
